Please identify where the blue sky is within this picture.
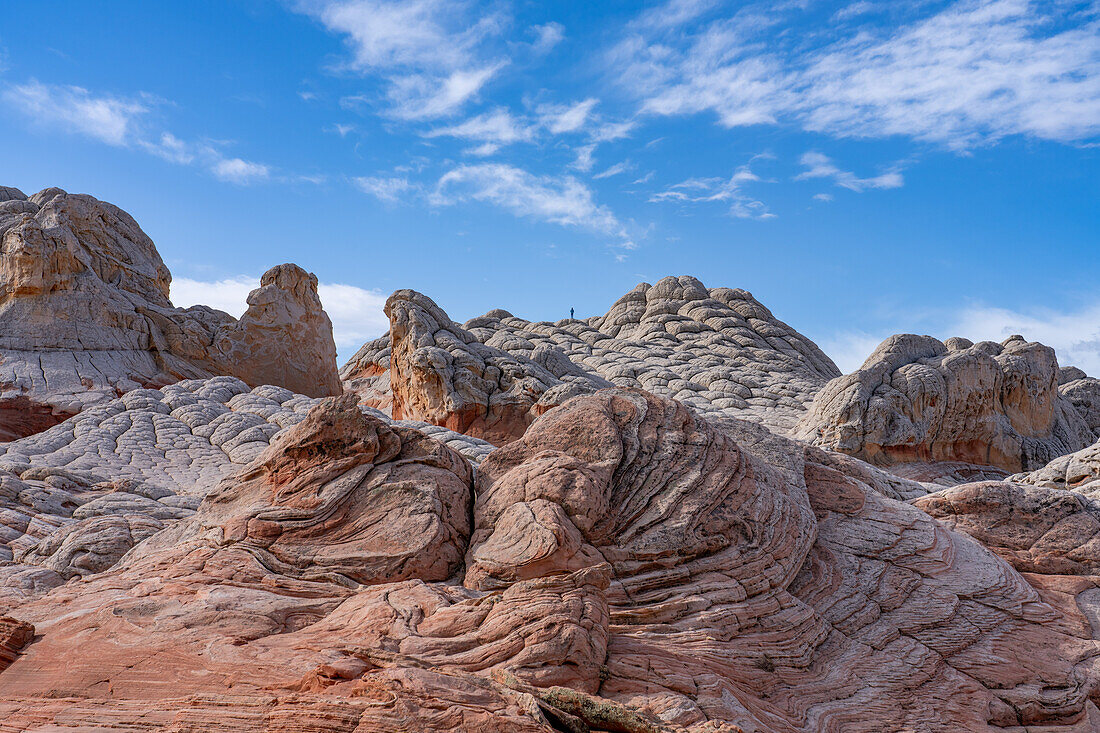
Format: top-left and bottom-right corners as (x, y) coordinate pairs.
(2, 0), (1098, 371)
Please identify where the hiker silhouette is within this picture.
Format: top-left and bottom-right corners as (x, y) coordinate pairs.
(570, 307), (574, 319)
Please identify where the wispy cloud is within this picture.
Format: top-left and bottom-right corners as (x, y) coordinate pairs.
(529, 22), (565, 55)
(141, 134), (273, 185)
(795, 152), (903, 191)
(538, 98), (599, 134)
(593, 161), (630, 179)
(211, 157), (271, 184)
(433, 163), (631, 244)
(352, 175), (415, 202)
(299, 0), (508, 119)
(170, 275), (389, 357)
(615, 0), (1100, 148)
(425, 107), (534, 149)
(2, 81), (276, 185)
(650, 160), (774, 218)
(3, 80), (149, 145)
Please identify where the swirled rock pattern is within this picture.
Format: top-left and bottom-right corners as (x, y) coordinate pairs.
(0, 377), (494, 608)
(463, 277), (841, 433)
(795, 333), (1095, 473)
(340, 334), (394, 414)
(916, 480), (1100, 576)
(0, 186), (340, 440)
(2, 389), (1098, 731)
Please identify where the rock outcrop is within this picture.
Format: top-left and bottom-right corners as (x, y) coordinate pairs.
(360, 289), (611, 445)
(342, 276), (841, 440)
(1060, 369), (1100, 435)
(0, 186), (340, 440)
(795, 333), (1095, 473)
(3, 389), (1098, 731)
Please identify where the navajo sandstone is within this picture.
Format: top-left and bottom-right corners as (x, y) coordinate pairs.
(3, 186), (1100, 732)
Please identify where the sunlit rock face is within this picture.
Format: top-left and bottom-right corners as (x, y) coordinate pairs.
(795, 333), (1095, 473)
(0, 186), (341, 440)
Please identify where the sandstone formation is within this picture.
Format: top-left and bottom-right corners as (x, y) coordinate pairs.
(1060, 368), (1100, 435)
(3, 389), (1099, 731)
(0, 377), (492, 608)
(342, 276), (841, 441)
(346, 289), (612, 445)
(795, 333), (1095, 473)
(0, 186), (340, 440)
(341, 334), (393, 414)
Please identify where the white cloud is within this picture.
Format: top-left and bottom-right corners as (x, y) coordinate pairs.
(832, 1), (875, 23)
(300, 0), (507, 119)
(3, 81), (276, 185)
(530, 22), (565, 54)
(616, 0), (1100, 148)
(3, 81), (148, 145)
(795, 152), (903, 191)
(316, 282), (390, 350)
(948, 302), (1100, 377)
(170, 276), (259, 318)
(425, 107), (534, 147)
(352, 176), (414, 202)
(539, 98), (599, 134)
(387, 63), (504, 119)
(813, 192), (834, 201)
(819, 330), (890, 374)
(591, 118), (637, 142)
(650, 162), (773, 218)
(593, 161), (630, 179)
(433, 163), (628, 240)
(570, 143), (596, 172)
(140, 132), (195, 164)
(211, 157), (271, 184)
(635, 0), (719, 30)
(171, 275), (389, 355)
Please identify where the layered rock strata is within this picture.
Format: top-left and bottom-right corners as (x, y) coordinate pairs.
(2, 389), (1097, 731)
(363, 290), (611, 445)
(0, 377), (492, 608)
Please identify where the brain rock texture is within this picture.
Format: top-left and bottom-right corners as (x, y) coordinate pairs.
(0, 185), (341, 440)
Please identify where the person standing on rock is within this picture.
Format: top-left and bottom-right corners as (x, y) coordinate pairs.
(570, 307), (574, 319)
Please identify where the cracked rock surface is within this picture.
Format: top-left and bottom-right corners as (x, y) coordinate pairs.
(0, 186), (341, 440)
(0, 377), (494, 608)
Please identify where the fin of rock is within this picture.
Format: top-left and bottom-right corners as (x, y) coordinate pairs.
(0, 186), (341, 440)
